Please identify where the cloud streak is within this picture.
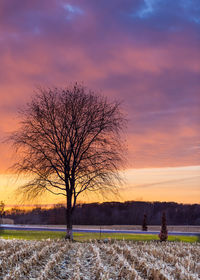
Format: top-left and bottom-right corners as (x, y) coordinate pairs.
(131, 176), (200, 189)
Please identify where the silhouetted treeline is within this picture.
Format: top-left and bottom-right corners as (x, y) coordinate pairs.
(4, 201), (200, 225)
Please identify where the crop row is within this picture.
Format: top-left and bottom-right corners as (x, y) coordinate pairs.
(0, 239), (199, 279)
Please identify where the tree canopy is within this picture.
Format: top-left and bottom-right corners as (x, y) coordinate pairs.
(10, 83), (126, 238)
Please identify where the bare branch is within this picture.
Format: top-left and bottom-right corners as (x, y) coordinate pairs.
(8, 83), (127, 238)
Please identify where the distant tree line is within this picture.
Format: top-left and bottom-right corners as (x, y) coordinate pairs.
(4, 201), (200, 225)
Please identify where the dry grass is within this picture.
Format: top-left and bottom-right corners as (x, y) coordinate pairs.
(0, 239), (199, 279)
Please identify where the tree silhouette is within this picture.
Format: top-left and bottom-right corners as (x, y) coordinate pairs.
(159, 212), (168, 241)
(142, 213), (148, 231)
(9, 83), (126, 239)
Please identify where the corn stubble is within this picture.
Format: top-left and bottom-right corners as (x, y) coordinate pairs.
(0, 239), (199, 279)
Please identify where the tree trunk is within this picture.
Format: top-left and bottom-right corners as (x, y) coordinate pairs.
(65, 195), (73, 240)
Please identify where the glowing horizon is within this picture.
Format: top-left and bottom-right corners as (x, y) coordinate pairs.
(1, 166), (200, 207)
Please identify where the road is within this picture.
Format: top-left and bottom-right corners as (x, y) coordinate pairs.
(1, 224), (199, 236)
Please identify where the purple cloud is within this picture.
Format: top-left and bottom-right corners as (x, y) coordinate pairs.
(0, 0), (199, 170)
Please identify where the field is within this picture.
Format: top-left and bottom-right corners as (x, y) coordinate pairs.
(0, 239), (199, 280)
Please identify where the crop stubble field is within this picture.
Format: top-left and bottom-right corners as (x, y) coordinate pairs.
(0, 239), (199, 280)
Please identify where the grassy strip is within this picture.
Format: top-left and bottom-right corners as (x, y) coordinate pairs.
(75, 232), (199, 242)
(0, 229), (199, 243)
(0, 229), (65, 240)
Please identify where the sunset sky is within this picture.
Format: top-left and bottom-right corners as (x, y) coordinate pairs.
(0, 0), (200, 206)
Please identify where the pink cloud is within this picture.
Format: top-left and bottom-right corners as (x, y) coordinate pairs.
(0, 0), (199, 172)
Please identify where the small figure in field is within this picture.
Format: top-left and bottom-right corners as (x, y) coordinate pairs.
(159, 212), (168, 241)
(142, 213), (148, 231)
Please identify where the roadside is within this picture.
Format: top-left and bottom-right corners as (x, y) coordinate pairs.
(2, 224), (200, 232)
(1, 224), (200, 238)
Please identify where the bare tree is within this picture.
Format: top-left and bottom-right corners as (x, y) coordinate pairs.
(9, 83), (126, 239)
